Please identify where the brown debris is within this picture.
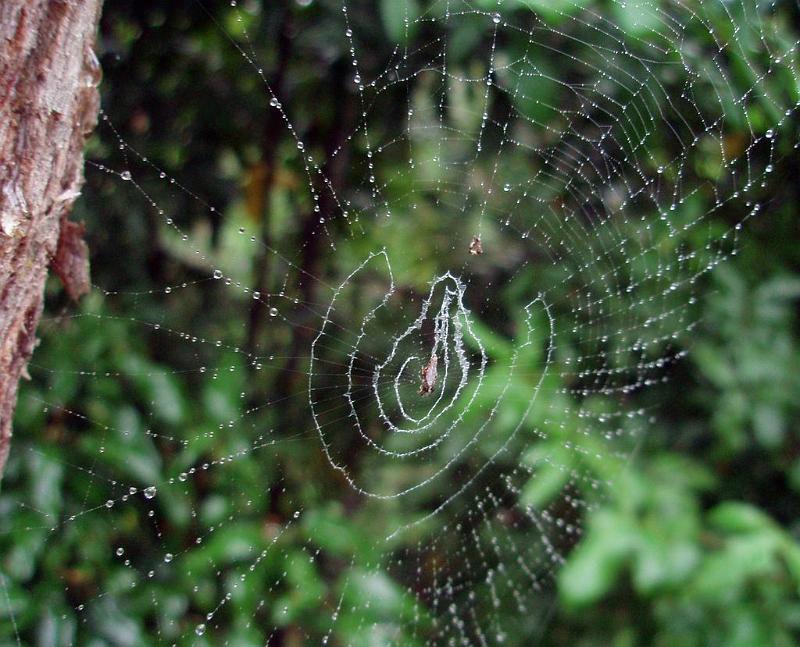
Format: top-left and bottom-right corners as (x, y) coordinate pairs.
(469, 235), (483, 255)
(52, 218), (90, 300)
(419, 354), (438, 396)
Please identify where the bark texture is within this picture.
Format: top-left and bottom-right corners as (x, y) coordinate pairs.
(0, 0), (103, 477)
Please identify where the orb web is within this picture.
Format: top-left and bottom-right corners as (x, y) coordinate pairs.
(2, 0), (798, 645)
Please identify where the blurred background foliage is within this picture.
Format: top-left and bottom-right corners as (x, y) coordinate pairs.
(1, 0), (800, 645)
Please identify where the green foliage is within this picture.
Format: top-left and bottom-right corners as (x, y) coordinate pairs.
(546, 221), (800, 645)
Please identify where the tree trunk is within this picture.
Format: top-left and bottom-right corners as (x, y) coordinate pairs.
(0, 0), (103, 478)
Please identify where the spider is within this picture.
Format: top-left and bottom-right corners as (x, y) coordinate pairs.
(419, 354), (438, 395)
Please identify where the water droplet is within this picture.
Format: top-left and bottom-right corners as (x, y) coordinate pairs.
(164, 553), (173, 563)
(269, 307), (278, 317)
(195, 624), (206, 636)
(120, 170), (132, 181)
(492, 13), (501, 24)
(144, 486), (157, 499)
(116, 547), (124, 556)
(213, 269), (223, 280)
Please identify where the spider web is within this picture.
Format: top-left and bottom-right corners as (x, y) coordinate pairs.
(2, 0), (798, 644)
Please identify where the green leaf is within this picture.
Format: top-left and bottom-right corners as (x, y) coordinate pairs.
(559, 511), (637, 607)
(692, 535), (780, 602)
(462, 314), (512, 362)
(28, 451), (63, 519)
(709, 502), (777, 535)
(304, 505), (368, 556)
(752, 403), (785, 448)
(37, 606), (77, 646)
(517, 0), (591, 25)
(633, 535), (699, 593)
(521, 446), (571, 507)
(501, 59), (560, 125)
(103, 406), (162, 484)
(346, 570), (416, 620)
(611, 0), (663, 37)
(380, 0), (419, 42)
(203, 353), (245, 424)
(121, 356), (186, 425)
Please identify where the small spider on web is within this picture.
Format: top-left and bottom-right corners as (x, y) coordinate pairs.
(419, 354), (438, 395)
